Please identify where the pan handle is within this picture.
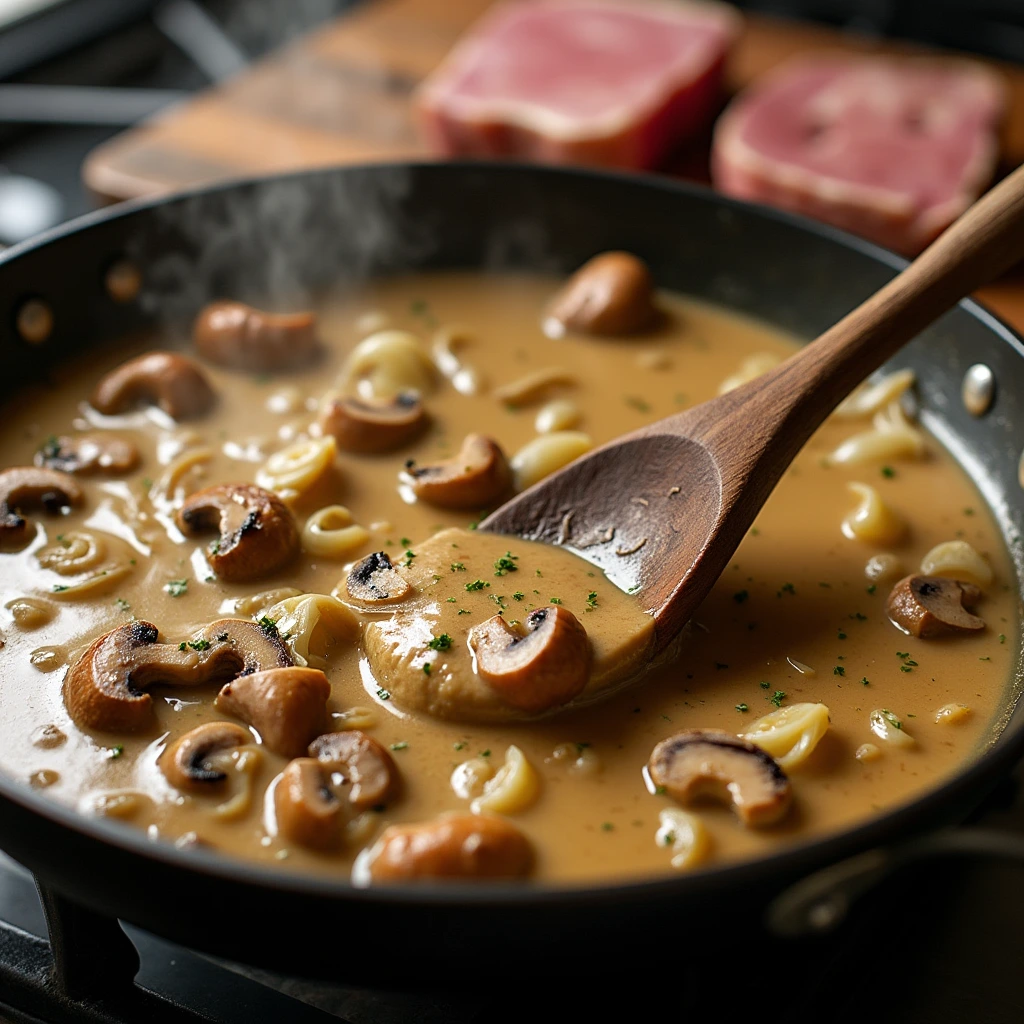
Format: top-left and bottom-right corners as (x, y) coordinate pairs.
(765, 828), (1024, 937)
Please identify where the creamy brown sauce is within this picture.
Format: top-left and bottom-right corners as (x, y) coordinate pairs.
(0, 272), (1015, 884)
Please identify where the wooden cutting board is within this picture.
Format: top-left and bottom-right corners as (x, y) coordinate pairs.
(81, 0), (1024, 325)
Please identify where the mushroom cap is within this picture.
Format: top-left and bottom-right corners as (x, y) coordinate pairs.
(0, 466), (84, 548)
(193, 300), (320, 371)
(545, 251), (658, 337)
(887, 574), (985, 637)
(308, 730), (400, 808)
(363, 812), (534, 882)
(648, 729), (792, 827)
(274, 757), (347, 850)
(62, 617), (293, 733)
(318, 392), (428, 454)
(176, 483), (299, 582)
(469, 605), (591, 714)
(34, 434), (139, 475)
(160, 721), (252, 792)
(406, 434), (512, 510)
(345, 550), (412, 605)
(91, 351), (216, 420)
(215, 666), (330, 757)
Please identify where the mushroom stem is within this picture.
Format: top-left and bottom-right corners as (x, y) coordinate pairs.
(0, 467), (83, 548)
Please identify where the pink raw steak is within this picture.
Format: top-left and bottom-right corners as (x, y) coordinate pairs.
(712, 55), (1005, 255)
(415, 0), (740, 170)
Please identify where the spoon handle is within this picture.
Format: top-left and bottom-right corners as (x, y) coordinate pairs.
(717, 160), (1024, 465)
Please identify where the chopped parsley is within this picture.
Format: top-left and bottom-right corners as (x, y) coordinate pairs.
(861, 677), (870, 686)
(187, 639), (211, 652)
(837, 631), (847, 640)
(447, 597), (457, 603)
(866, 584), (877, 594)
(52, 584), (69, 593)
(550, 596), (563, 605)
(457, 608), (471, 615)
(108, 744), (124, 759)
(601, 821), (615, 832)
(759, 681), (770, 690)
(257, 615), (278, 636)
(999, 634), (1006, 644)
(465, 579), (489, 592)
(389, 742), (409, 752)
(422, 662), (432, 676)
(165, 579), (189, 598)
(733, 590), (749, 604)
(400, 537), (411, 547)
(777, 582), (796, 596)
(428, 633), (453, 651)
(833, 666), (845, 676)
(654, 785), (667, 796)
(880, 465), (896, 478)
(114, 598), (130, 612)
(625, 396), (651, 413)
(450, 562), (466, 572)
(493, 552), (519, 576)
(735, 703), (749, 712)
(769, 690), (786, 707)
(513, 591), (525, 602)
(480, 749), (491, 757)
(453, 742), (466, 751)
(586, 591), (598, 610)
(376, 688), (391, 701)
(880, 709), (902, 730)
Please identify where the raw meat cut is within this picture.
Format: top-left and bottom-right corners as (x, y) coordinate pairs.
(712, 56), (1005, 255)
(415, 0), (740, 170)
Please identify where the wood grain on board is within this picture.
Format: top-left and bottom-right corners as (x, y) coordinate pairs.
(81, 0), (1024, 327)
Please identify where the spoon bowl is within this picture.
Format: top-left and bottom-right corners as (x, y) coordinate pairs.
(483, 162), (1024, 655)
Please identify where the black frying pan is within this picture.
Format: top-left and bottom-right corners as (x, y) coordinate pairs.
(0, 163), (1022, 985)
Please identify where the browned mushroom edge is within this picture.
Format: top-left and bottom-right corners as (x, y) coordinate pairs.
(544, 251), (659, 338)
(0, 466), (83, 549)
(886, 574), (985, 638)
(62, 617), (292, 733)
(469, 606), (592, 714)
(344, 551), (412, 606)
(647, 729), (792, 828)
(273, 758), (347, 850)
(159, 721), (253, 792)
(354, 812), (534, 883)
(215, 666), (330, 757)
(403, 434), (512, 510)
(193, 300), (320, 371)
(318, 392), (428, 453)
(91, 351), (216, 420)
(176, 483), (299, 582)
(35, 434), (139, 475)
(308, 730), (400, 808)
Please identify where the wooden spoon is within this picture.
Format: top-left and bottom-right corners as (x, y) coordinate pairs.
(482, 163), (1024, 656)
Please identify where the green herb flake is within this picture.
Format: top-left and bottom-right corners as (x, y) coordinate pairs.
(165, 579), (189, 598)
(881, 465), (896, 479)
(428, 633), (453, 651)
(759, 681), (771, 690)
(376, 688), (391, 700)
(457, 608), (471, 615)
(51, 584), (70, 593)
(480, 749), (491, 757)
(735, 703), (749, 712)
(777, 582), (796, 597)
(450, 562), (466, 572)
(733, 590), (749, 604)
(257, 615), (278, 636)
(187, 639), (211, 652)
(453, 742), (466, 751)
(465, 579), (490, 592)
(833, 666), (845, 677)
(422, 662), (432, 676)
(586, 591), (598, 610)
(601, 821), (615, 832)
(837, 631), (847, 640)
(770, 690), (786, 707)
(625, 396), (651, 413)
(866, 584), (877, 594)
(861, 677), (870, 686)
(493, 552), (519, 576)
(389, 742), (409, 752)
(550, 597), (563, 605)
(654, 785), (667, 796)
(178, 642), (187, 651)
(109, 744), (124, 759)
(513, 591), (525, 602)
(999, 634), (1006, 644)
(400, 537), (411, 547)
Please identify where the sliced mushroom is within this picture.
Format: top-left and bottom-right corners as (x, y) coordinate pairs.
(274, 758), (349, 850)
(360, 812), (533, 882)
(648, 730), (791, 827)
(193, 300), (319, 371)
(318, 391), (427, 453)
(35, 434), (139, 475)
(308, 730), (399, 808)
(545, 252), (658, 337)
(176, 483), (299, 582)
(0, 467), (83, 548)
(63, 618), (291, 732)
(344, 551), (411, 605)
(159, 721), (252, 792)
(886, 574), (985, 637)
(92, 352), (216, 420)
(405, 434), (512, 509)
(469, 606), (591, 714)
(215, 666), (330, 757)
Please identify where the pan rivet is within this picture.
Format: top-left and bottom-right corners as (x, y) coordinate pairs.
(105, 260), (142, 304)
(962, 363), (994, 416)
(15, 298), (52, 345)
